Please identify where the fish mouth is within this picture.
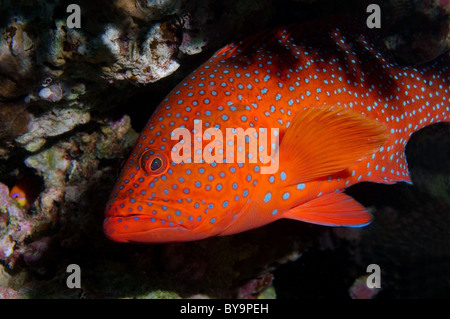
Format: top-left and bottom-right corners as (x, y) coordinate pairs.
(103, 215), (188, 243)
(103, 200), (209, 243)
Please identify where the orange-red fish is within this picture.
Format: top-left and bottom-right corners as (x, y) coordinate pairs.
(104, 16), (449, 243)
(10, 177), (40, 209)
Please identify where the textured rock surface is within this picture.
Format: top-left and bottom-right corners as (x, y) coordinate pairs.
(381, 0), (450, 65)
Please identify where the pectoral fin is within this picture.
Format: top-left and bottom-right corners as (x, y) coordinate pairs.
(279, 106), (388, 185)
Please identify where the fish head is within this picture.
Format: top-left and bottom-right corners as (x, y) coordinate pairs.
(10, 176), (41, 209)
(104, 144), (195, 243)
(11, 188), (27, 207)
(103, 115), (255, 243)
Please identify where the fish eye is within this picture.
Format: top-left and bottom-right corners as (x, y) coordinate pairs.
(140, 150), (168, 175)
(151, 157), (162, 171)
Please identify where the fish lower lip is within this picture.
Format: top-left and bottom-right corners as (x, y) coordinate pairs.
(103, 215), (195, 243)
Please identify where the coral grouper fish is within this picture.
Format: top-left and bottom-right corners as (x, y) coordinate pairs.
(104, 15), (449, 243)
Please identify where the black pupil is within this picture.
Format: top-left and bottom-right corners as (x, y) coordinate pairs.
(150, 157), (162, 171)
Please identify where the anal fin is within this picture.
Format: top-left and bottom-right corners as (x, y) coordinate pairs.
(283, 192), (371, 227)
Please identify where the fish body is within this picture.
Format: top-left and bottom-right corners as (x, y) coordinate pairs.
(104, 16), (449, 243)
